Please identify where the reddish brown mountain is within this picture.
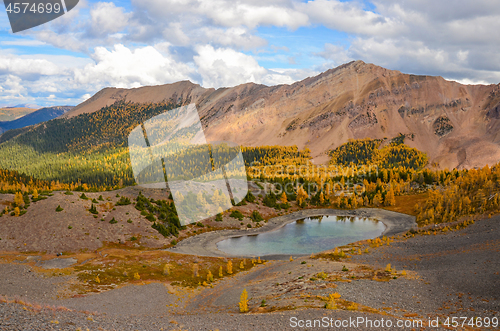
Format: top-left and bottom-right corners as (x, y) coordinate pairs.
(63, 61), (500, 169)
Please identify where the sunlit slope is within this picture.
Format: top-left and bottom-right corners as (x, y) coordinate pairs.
(61, 61), (500, 170)
(0, 101), (311, 187)
(0, 102), (180, 186)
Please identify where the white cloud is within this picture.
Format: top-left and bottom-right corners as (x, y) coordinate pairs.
(314, 43), (352, 67)
(301, 0), (403, 37)
(133, 0), (309, 30)
(199, 27), (267, 50)
(2, 0), (500, 106)
(194, 45), (310, 88)
(74, 44), (194, 88)
(33, 30), (89, 53)
(0, 40), (47, 46)
(0, 53), (62, 79)
(87, 2), (131, 37)
(194, 45), (268, 88)
(2, 75), (26, 96)
(312, 0), (500, 84)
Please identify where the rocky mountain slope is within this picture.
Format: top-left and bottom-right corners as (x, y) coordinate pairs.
(62, 61), (500, 169)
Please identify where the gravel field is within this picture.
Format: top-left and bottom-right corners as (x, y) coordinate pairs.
(0, 302), (456, 331)
(0, 213), (498, 330)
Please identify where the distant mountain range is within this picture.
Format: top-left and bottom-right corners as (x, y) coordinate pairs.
(59, 60), (500, 169)
(0, 107), (37, 122)
(0, 106), (73, 134)
(6, 103), (39, 109)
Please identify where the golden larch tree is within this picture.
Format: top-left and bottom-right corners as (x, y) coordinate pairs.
(239, 289), (249, 313)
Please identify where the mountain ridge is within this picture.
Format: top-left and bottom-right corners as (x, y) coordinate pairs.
(0, 106), (73, 134)
(39, 61), (500, 169)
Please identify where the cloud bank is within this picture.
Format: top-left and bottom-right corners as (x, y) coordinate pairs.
(0, 0), (499, 106)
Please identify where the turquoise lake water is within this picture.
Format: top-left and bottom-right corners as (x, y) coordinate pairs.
(216, 215), (385, 256)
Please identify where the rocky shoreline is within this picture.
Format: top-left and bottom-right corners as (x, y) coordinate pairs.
(167, 208), (416, 258)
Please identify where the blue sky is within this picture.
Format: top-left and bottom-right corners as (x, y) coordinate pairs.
(0, 0), (499, 107)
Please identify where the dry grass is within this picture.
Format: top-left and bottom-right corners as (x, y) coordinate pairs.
(1, 244), (261, 297)
(70, 247), (260, 294)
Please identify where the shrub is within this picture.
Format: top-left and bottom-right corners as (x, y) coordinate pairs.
(346, 302), (358, 310)
(56, 205), (64, 212)
(245, 192), (256, 203)
(280, 202), (290, 209)
(325, 293), (337, 309)
(215, 213), (223, 222)
(68, 225), (72, 229)
(342, 265), (349, 272)
(235, 199), (247, 206)
(89, 204), (98, 215)
(171, 239), (177, 246)
(109, 218), (118, 224)
(229, 210), (244, 220)
(247, 224), (252, 228)
(79, 193), (88, 200)
(130, 236), (137, 241)
(152, 222), (170, 237)
(116, 197), (131, 206)
(262, 193), (277, 207)
(250, 211), (263, 222)
(127, 219), (133, 223)
(317, 272), (328, 280)
(64, 191), (73, 195)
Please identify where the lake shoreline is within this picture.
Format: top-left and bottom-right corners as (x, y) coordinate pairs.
(167, 208), (416, 258)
